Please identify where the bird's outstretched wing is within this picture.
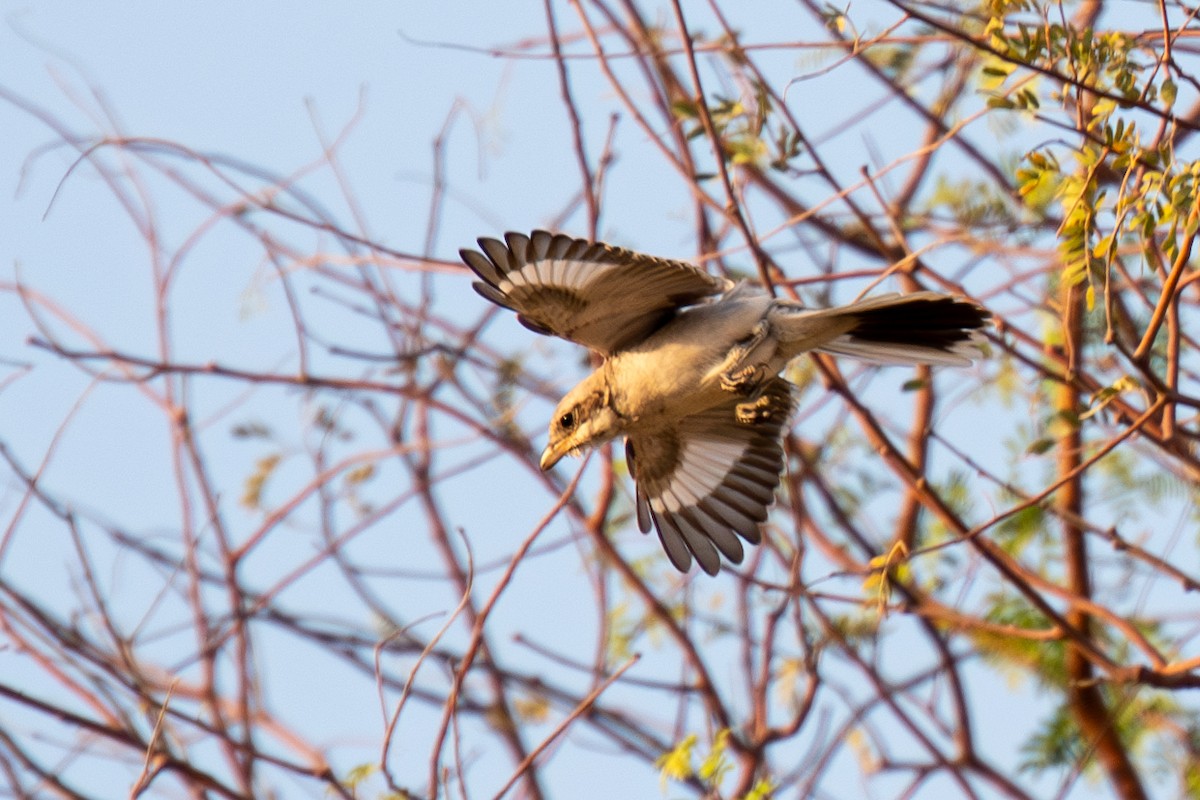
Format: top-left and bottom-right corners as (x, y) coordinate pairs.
(461, 230), (732, 355)
(625, 379), (795, 575)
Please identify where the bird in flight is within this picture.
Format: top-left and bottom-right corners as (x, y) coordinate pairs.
(462, 231), (990, 575)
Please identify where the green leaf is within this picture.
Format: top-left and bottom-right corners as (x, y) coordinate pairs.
(1161, 78), (1177, 108)
(343, 762), (377, 789)
(671, 99), (698, 119)
(1026, 438), (1055, 456)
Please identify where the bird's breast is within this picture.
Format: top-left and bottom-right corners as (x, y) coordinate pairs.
(609, 295), (771, 422)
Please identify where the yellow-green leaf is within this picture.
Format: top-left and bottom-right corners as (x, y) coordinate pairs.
(242, 454), (281, 509)
(698, 729), (732, 784)
(1162, 78), (1177, 108)
(656, 734), (697, 787)
(743, 778), (777, 800)
(344, 463), (375, 485)
(513, 693), (550, 723)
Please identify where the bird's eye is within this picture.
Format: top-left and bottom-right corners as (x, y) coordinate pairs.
(558, 410), (576, 430)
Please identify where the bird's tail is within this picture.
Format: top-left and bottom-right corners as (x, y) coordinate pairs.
(809, 292), (991, 366)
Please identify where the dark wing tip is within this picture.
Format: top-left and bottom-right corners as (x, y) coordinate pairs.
(471, 281), (515, 310)
(461, 247), (506, 289)
(516, 314), (554, 336)
(503, 231), (532, 264)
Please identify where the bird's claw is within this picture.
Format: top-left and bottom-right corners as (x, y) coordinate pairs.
(721, 364), (768, 394)
(735, 391), (787, 424)
(719, 320), (773, 395)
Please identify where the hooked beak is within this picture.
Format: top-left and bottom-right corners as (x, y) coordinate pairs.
(539, 440), (570, 471)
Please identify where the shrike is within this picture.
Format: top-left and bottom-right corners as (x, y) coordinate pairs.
(462, 230), (990, 575)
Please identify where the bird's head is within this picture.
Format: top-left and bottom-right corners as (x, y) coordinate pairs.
(539, 373), (624, 470)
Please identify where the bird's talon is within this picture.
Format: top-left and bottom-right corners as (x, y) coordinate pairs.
(721, 364), (766, 394)
(735, 392), (781, 424)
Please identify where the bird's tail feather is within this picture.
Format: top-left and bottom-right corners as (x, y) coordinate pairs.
(812, 292), (991, 366)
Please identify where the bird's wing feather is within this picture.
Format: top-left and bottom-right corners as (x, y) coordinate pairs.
(462, 230), (732, 355)
(626, 379), (795, 575)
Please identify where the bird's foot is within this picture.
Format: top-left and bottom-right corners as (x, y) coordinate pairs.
(721, 363), (768, 395)
(735, 391), (787, 424)
(719, 320), (773, 394)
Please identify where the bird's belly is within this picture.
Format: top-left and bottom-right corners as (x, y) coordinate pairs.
(609, 293), (775, 423)
(614, 348), (727, 422)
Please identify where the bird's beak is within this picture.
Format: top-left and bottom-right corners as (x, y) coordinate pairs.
(539, 440), (569, 471)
